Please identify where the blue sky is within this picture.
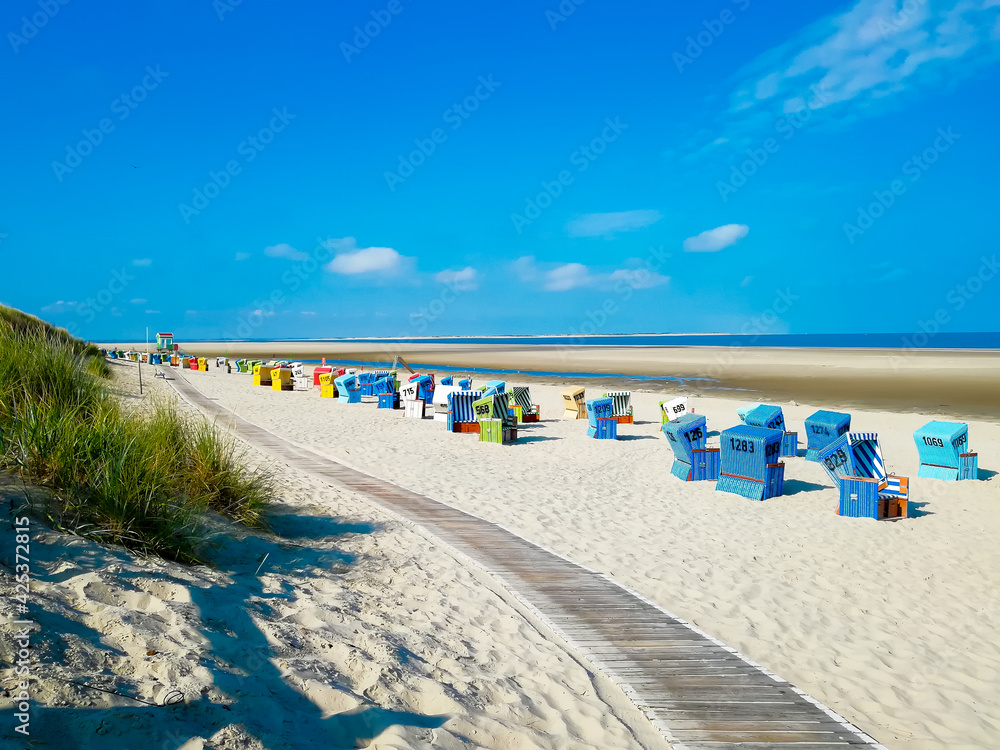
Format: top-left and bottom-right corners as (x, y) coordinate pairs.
(2, 0), (998, 341)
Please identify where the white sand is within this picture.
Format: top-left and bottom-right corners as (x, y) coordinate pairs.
(0, 361), (666, 750)
(177, 363), (1000, 750)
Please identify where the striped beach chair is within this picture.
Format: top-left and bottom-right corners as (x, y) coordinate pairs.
(473, 392), (516, 443)
(818, 433), (909, 519)
(913, 421), (978, 481)
(448, 390), (481, 432)
(716, 425), (785, 501)
(660, 396), (689, 424)
(509, 386), (540, 423)
(603, 391), (633, 424)
(662, 413), (719, 481)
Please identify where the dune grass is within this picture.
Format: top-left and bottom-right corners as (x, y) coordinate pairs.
(0, 305), (274, 562)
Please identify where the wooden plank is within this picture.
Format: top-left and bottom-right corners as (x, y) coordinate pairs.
(167, 369), (887, 750)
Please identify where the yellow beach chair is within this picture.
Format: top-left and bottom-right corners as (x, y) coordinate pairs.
(561, 387), (586, 419)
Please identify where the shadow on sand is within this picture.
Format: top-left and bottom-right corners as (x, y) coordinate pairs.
(1, 496), (448, 749)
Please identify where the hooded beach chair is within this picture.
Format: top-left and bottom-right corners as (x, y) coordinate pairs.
(440, 375), (454, 386)
(659, 396), (689, 424)
(662, 413), (719, 481)
(603, 391), (633, 424)
(319, 372), (336, 398)
(253, 363), (274, 387)
(312, 366), (333, 387)
(335, 373), (361, 404)
(448, 390), (482, 432)
(458, 377), (472, 390)
(271, 367), (293, 391)
(562, 387), (586, 419)
(818, 433), (909, 518)
(374, 376), (399, 409)
(433, 385), (463, 422)
(509, 386), (540, 423)
(482, 380), (506, 398)
(743, 404), (797, 458)
(585, 397), (617, 439)
(716, 425), (785, 501)
(289, 362), (310, 390)
(474, 392), (516, 443)
(804, 410), (851, 461)
(913, 421), (978, 480)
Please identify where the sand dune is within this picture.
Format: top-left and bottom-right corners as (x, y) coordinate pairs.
(173, 363), (1000, 750)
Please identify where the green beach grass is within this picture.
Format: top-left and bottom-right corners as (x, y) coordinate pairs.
(0, 305), (273, 562)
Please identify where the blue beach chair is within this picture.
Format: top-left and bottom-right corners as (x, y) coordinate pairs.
(662, 413), (719, 481)
(716, 425), (785, 500)
(585, 397), (616, 439)
(818, 433), (909, 518)
(804, 410), (851, 461)
(913, 421), (978, 480)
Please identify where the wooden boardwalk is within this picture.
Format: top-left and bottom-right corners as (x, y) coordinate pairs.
(168, 369), (885, 750)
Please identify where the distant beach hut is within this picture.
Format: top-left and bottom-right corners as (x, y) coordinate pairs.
(335, 373), (361, 404)
(585, 397), (617, 439)
(659, 396), (689, 424)
(155, 332), (174, 352)
(603, 391), (633, 424)
(716, 425), (785, 500)
(818, 433), (909, 518)
(440, 375), (454, 386)
(743, 404), (798, 458)
(804, 410), (851, 461)
(562, 387), (586, 419)
(913, 421), (978, 480)
(662, 413), (719, 481)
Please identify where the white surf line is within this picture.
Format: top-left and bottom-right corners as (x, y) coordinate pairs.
(165, 367), (888, 750)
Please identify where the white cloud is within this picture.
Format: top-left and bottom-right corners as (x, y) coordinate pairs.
(566, 210), (663, 238)
(264, 243), (308, 261)
(130, 298), (147, 304)
(510, 256), (541, 283)
(683, 224), (749, 252)
(235, 252), (251, 261)
(545, 263), (592, 292)
(435, 266), (479, 291)
(132, 258), (152, 267)
(41, 300), (76, 313)
(324, 237), (411, 275)
(301, 311), (316, 316)
(145, 309), (161, 314)
(728, 0), (1000, 123)
(608, 268), (670, 290)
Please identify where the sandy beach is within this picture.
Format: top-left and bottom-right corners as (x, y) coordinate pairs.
(148, 360), (1000, 750)
(0, 361), (666, 750)
(100, 342), (1000, 418)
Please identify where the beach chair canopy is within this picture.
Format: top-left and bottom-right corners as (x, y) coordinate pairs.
(804, 410), (851, 460)
(510, 386), (533, 412)
(604, 391), (632, 418)
(440, 375), (454, 386)
(736, 403), (765, 423)
(448, 391), (480, 424)
(744, 404), (785, 431)
(334, 373), (358, 390)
